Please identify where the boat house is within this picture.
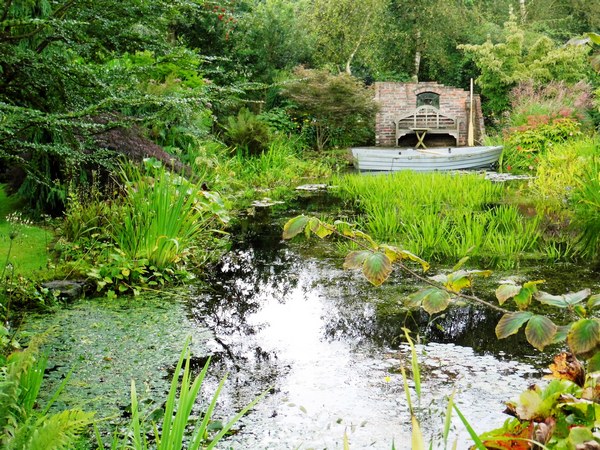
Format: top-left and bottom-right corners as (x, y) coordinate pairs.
(374, 82), (485, 148)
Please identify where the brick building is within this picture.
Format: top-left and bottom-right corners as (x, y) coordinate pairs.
(374, 82), (485, 147)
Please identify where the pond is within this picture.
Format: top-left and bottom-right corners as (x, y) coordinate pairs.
(24, 191), (599, 449)
(188, 193), (598, 449)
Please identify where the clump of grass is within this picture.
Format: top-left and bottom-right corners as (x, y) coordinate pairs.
(111, 159), (229, 270)
(528, 138), (597, 212)
(572, 157), (600, 258)
(106, 337), (265, 450)
(333, 171), (543, 265)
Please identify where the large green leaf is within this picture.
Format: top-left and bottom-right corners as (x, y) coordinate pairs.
(379, 244), (402, 263)
(348, 230), (378, 249)
(500, 280), (545, 310)
(407, 288), (433, 308)
(568, 319), (600, 356)
(397, 250), (430, 272)
(525, 315), (557, 351)
(431, 269), (491, 293)
(496, 311), (534, 340)
(362, 252), (392, 286)
(588, 32), (600, 45)
(513, 287), (535, 310)
(407, 288), (452, 314)
(536, 289), (591, 308)
(421, 289), (451, 315)
(444, 270), (472, 293)
(343, 250), (372, 270)
(587, 351), (600, 373)
(552, 325), (570, 344)
(495, 284), (521, 305)
(282, 215), (309, 240)
(308, 217), (333, 239)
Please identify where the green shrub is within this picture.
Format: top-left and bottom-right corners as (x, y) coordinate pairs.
(281, 67), (378, 151)
(258, 107), (299, 135)
(507, 80), (594, 128)
(501, 116), (583, 173)
(527, 138), (596, 212)
(572, 157), (600, 258)
(222, 108), (272, 156)
(459, 18), (592, 118)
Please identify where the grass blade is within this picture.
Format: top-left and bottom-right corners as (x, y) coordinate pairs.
(453, 403), (486, 450)
(443, 387), (456, 448)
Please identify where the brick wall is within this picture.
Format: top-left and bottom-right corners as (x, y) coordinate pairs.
(375, 82), (485, 147)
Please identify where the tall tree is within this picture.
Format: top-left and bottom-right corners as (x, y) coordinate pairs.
(303, 0), (387, 75)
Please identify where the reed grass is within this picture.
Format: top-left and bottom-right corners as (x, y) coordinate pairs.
(108, 337), (265, 450)
(334, 171), (544, 265)
(230, 138), (331, 190)
(111, 161), (218, 269)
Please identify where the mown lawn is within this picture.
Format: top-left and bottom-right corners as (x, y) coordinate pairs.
(0, 184), (51, 276)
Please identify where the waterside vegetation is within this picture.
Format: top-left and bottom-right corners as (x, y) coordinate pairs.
(0, 0), (599, 448)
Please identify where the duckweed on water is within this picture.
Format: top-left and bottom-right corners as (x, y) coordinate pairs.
(23, 293), (211, 430)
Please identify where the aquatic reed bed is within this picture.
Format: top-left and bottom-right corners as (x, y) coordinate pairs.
(333, 171), (543, 264)
(111, 161), (225, 270)
(231, 138), (331, 189)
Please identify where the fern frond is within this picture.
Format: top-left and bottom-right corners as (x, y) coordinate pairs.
(25, 410), (94, 450)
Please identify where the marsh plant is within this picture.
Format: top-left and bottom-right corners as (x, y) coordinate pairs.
(112, 159), (229, 269)
(80, 159), (232, 297)
(572, 157), (600, 258)
(333, 172), (542, 266)
(104, 337), (265, 450)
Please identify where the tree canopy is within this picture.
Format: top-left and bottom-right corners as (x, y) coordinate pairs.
(1, 0), (598, 211)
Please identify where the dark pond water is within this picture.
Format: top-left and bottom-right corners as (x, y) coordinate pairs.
(188, 192), (600, 449)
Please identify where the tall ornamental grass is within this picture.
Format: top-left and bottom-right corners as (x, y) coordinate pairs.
(334, 171), (543, 266)
(111, 160), (229, 269)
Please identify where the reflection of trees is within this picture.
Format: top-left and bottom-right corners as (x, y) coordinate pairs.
(319, 276), (537, 359)
(190, 224), (301, 365)
(191, 217), (541, 373)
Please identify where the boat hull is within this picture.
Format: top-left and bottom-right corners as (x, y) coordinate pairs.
(351, 146), (503, 172)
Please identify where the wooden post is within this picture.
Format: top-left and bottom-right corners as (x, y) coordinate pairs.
(468, 78), (474, 147)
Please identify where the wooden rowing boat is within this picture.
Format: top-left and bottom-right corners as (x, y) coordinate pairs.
(351, 146), (503, 172)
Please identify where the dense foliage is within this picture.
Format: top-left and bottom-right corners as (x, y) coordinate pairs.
(1, 0), (600, 448)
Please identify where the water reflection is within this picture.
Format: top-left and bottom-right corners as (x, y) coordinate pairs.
(190, 216), (549, 449)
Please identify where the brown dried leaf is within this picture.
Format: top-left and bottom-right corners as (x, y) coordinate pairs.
(544, 352), (585, 387)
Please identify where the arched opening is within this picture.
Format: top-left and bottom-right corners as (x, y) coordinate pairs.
(416, 92), (440, 108)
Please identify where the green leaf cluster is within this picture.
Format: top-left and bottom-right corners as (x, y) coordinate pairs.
(459, 18), (592, 118)
(0, 337), (94, 449)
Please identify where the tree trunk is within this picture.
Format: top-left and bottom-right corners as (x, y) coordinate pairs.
(345, 11), (372, 76)
(412, 29), (421, 82)
(519, 0), (527, 23)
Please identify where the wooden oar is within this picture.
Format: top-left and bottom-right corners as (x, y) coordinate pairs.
(468, 78), (475, 147)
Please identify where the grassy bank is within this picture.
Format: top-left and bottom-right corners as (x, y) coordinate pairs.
(0, 185), (50, 277)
